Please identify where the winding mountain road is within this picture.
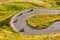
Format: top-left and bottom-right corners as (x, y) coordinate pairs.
(10, 9), (60, 35)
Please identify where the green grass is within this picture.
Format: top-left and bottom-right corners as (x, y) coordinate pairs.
(0, 0), (60, 9)
(43, 0), (60, 9)
(20, 0), (60, 9)
(0, 2), (39, 21)
(0, 2), (60, 40)
(1, 26), (60, 40)
(27, 14), (60, 29)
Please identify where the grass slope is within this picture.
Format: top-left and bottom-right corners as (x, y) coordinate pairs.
(0, 27), (60, 40)
(0, 0), (60, 9)
(27, 14), (60, 29)
(0, 1), (60, 40)
(0, 2), (39, 21)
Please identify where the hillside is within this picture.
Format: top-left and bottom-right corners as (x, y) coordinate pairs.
(0, 0), (60, 9)
(0, 0), (60, 40)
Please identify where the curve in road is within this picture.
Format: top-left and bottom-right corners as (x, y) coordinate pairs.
(10, 9), (60, 35)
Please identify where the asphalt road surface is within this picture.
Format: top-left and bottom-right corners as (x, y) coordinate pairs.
(10, 9), (60, 35)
